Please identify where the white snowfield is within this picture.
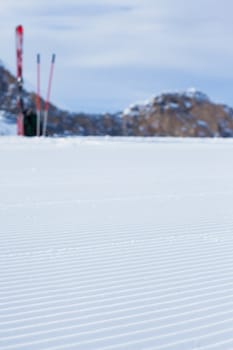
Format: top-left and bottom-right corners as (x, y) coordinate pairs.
(0, 113), (16, 136)
(1, 136), (233, 350)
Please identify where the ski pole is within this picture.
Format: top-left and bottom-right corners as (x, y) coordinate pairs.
(42, 54), (56, 137)
(36, 53), (41, 136)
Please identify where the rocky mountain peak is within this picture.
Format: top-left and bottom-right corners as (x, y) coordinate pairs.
(122, 90), (233, 137)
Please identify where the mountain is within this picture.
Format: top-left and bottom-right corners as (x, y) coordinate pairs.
(1, 62), (233, 137)
(122, 89), (233, 137)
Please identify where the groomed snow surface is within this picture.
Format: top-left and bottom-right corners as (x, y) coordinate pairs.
(1, 136), (233, 350)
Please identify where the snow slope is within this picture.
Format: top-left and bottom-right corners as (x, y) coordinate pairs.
(1, 136), (233, 349)
(0, 112), (16, 135)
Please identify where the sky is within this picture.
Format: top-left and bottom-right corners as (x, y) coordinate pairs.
(1, 0), (233, 113)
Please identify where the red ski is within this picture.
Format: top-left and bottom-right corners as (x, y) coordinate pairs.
(15, 25), (24, 135)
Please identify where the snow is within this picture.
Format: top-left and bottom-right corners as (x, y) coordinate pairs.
(164, 102), (179, 110)
(184, 100), (192, 109)
(123, 99), (153, 117)
(197, 120), (208, 128)
(123, 89), (210, 117)
(1, 136), (233, 349)
(184, 88), (210, 102)
(0, 111), (16, 135)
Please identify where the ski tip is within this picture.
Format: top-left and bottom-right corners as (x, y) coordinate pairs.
(52, 54), (56, 63)
(37, 54), (40, 63)
(16, 25), (23, 34)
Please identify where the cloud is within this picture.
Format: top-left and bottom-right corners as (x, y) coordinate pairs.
(1, 0), (233, 112)
(0, 0), (133, 17)
(39, 4), (132, 17)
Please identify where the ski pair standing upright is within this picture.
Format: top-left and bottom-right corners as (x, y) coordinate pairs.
(15, 25), (56, 136)
(16, 25), (24, 135)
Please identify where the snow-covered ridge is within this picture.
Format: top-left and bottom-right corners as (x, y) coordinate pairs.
(120, 88), (233, 137)
(123, 88), (210, 117)
(183, 88), (210, 102)
(0, 110), (16, 135)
